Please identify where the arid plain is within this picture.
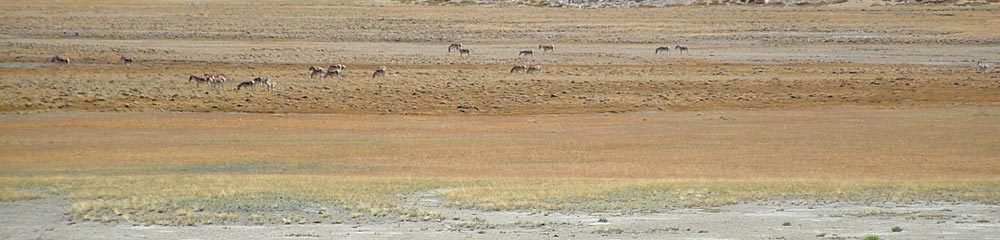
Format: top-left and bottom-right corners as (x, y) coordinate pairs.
(1, 0), (999, 239)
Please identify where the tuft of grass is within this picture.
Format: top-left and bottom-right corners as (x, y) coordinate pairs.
(441, 179), (1000, 212)
(452, 217), (494, 230)
(598, 217), (609, 223)
(864, 234), (881, 240)
(891, 226), (903, 232)
(593, 228), (625, 235)
(782, 221), (792, 226)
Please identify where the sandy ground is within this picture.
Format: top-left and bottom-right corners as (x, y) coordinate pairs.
(2, 1), (1000, 239)
(3, 195), (999, 240)
(2, 2), (999, 114)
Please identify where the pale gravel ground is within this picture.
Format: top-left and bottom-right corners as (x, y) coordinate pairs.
(2, 194), (999, 239)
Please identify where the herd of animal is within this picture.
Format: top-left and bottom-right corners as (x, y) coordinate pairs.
(46, 43), (994, 94)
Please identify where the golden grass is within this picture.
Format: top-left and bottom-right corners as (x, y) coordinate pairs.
(2, 107), (998, 180)
(441, 179), (1000, 211)
(2, 176), (999, 226)
(0, 108), (997, 225)
(0, 188), (45, 202)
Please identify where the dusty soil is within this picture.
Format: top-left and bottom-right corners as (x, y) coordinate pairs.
(3, 107), (998, 179)
(1, 2), (999, 115)
(3, 0), (1000, 239)
(2, 195), (998, 240)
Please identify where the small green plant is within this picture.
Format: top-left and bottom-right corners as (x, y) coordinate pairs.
(782, 221), (792, 226)
(598, 217), (609, 223)
(863, 234), (881, 240)
(891, 226), (903, 232)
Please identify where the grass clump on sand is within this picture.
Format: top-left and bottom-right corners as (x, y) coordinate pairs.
(0, 189), (45, 202)
(441, 179), (1000, 212)
(3, 175), (454, 226)
(3, 176), (1000, 226)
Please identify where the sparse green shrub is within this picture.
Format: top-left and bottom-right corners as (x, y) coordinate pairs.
(891, 226), (903, 232)
(864, 234), (881, 240)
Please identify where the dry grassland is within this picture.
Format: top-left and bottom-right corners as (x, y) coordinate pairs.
(1, 108), (998, 224)
(1, 0), (999, 228)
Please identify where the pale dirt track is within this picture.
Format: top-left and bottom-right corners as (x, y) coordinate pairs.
(3, 196), (999, 240)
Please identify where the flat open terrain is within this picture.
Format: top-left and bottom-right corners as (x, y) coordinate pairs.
(2, 0), (999, 115)
(2, 0), (999, 239)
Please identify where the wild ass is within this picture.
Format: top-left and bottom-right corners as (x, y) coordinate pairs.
(208, 74), (227, 89)
(519, 50), (534, 57)
(674, 45), (689, 54)
(372, 66), (387, 79)
(254, 76), (275, 92)
(510, 65), (528, 73)
(120, 56), (133, 66)
(328, 64), (346, 72)
(50, 55), (70, 64)
(236, 80), (256, 91)
(538, 44), (555, 52)
(448, 43), (463, 52)
(324, 68), (343, 78)
(308, 66), (325, 78)
(188, 74), (212, 87)
(526, 65), (543, 74)
(655, 46), (670, 54)
(459, 48), (471, 56)
(978, 61), (990, 73)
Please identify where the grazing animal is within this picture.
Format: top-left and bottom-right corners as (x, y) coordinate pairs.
(519, 50), (534, 57)
(527, 65), (543, 74)
(208, 74), (227, 89)
(309, 66), (325, 78)
(674, 45), (689, 54)
(236, 81), (256, 91)
(510, 65), (528, 73)
(120, 56), (133, 66)
(459, 48), (471, 56)
(448, 43), (463, 52)
(372, 66), (387, 79)
(538, 44), (555, 52)
(978, 61), (990, 73)
(50, 55), (70, 64)
(328, 64), (346, 73)
(655, 46), (670, 54)
(188, 74), (212, 87)
(253, 76), (276, 92)
(324, 68), (343, 78)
